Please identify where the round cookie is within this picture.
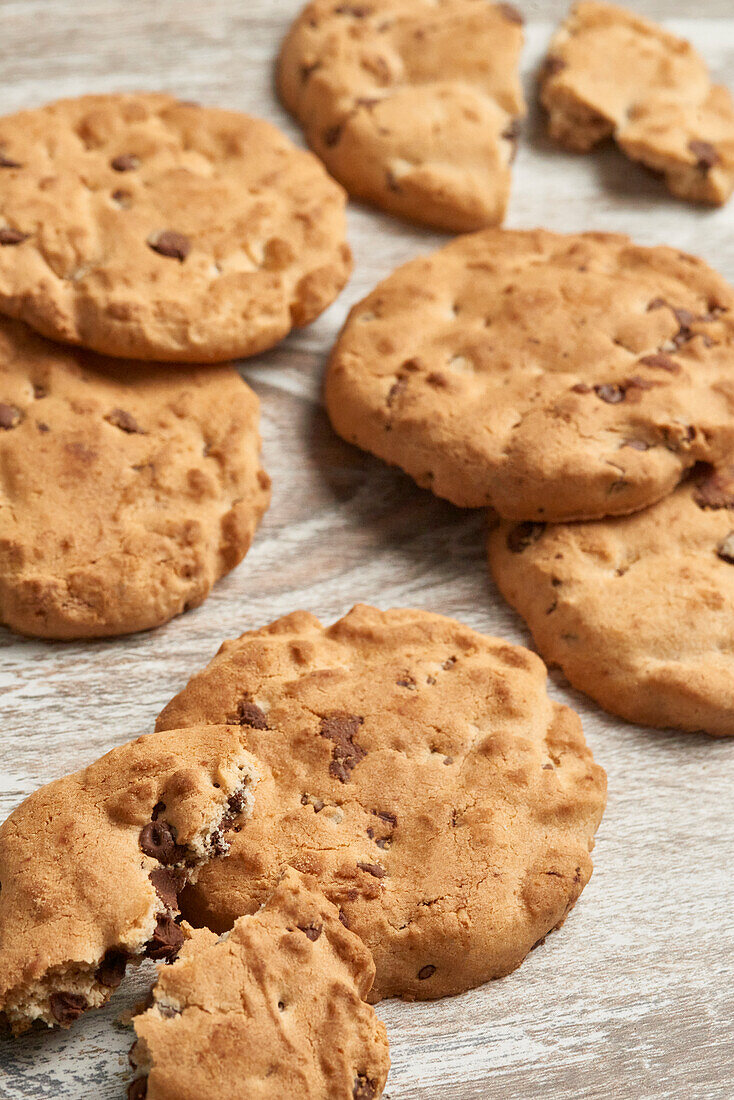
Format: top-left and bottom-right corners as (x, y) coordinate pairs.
(278, 0), (526, 232)
(0, 319), (270, 639)
(325, 228), (734, 521)
(488, 464), (734, 737)
(129, 870), (390, 1100)
(0, 93), (351, 362)
(156, 604), (606, 1002)
(0, 725), (260, 1035)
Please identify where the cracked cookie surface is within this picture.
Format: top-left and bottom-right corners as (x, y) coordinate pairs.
(128, 869), (389, 1100)
(0, 725), (260, 1035)
(540, 1), (734, 206)
(278, 0), (525, 232)
(325, 228), (734, 521)
(0, 93), (351, 361)
(156, 604), (606, 1001)
(489, 464), (734, 737)
(0, 319), (270, 638)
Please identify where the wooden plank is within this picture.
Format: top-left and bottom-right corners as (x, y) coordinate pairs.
(1, 3), (733, 1098)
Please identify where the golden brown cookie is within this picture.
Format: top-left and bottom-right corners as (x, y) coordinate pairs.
(0, 319), (270, 639)
(128, 870), (390, 1100)
(488, 464), (734, 737)
(325, 228), (734, 521)
(540, 2), (734, 205)
(278, 0), (525, 232)
(156, 605), (606, 1002)
(0, 93), (351, 361)
(0, 725), (260, 1035)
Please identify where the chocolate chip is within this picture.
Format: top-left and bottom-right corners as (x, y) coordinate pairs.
(571, 382), (591, 393)
(37, 422), (50, 433)
(506, 521), (546, 553)
(112, 189), (132, 206)
(693, 465), (734, 510)
(387, 377), (407, 407)
(235, 699), (268, 729)
(320, 713), (366, 783)
(145, 915), (185, 961)
(372, 810), (397, 827)
(396, 673), (416, 689)
(0, 152), (21, 169)
(149, 866), (187, 910)
(128, 1077), (148, 1100)
(417, 964), (436, 980)
(105, 408), (144, 433)
(298, 923), (323, 941)
(357, 861), (385, 878)
(673, 307), (695, 331)
(0, 403), (21, 430)
(638, 353), (679, 373)
(111, 154), (140, 172)
(717, 531), (734, 563)
(689, 140), (720, 171)
(323, 124), (343, 147)
(50, 991), (87, 1026)
(497, 2), (524, 24)
(339, 909), (350, 929)
(623, 439), (650, 451)
(95, 949), (128, 989)
(335, 4), (371, 15)
(594, 383), (625, 404)
(0, 227), (28, 246)
(33, 384), (47, 399)
(353, 1077), (377, 1100)
(148, 230), (190, 261)
(139, 820), (186, 865)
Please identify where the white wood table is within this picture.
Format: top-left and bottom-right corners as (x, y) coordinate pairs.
(1, 2), (733, 1097)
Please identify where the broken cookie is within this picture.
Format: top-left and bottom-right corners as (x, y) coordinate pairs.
(279, 0), (526, 231)
(0, 725), (259, 1034)
(540, 2), (734, 205)
(128, 869), (389, 1100)
(156, 604), (606, 1001)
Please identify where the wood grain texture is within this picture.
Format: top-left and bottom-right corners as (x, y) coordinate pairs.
(1, 2), (733, 1098)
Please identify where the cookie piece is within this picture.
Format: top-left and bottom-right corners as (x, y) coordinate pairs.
(489, 464), (734, 737)
(0, 319), (270, 638)
(128, 869), (390, 1100)
(540, 2), (734, 206)
(0, 725), (260, 1035)
(156, 605), (606, 1001)
(0, 93), (351, 361)
(325, 228), (734, 521)
(278, 0), (525, 232)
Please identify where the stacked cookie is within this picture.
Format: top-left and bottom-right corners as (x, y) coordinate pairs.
(0, 92), (352, 638)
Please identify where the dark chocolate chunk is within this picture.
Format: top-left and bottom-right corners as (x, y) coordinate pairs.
(235, 699), (268, 729)
(139, 820), (186, 865)
(298, 923), (323, 941)
(506, 521), (546, 553)
(320, 713), (366, 783)
(148, 230), (190, 261)
(357, 861), (386, 878)
(145, 915), (185, 961)
(105, 408), (144, 433)
(417, 964), (436, 980)
(149, 866), (187, 910)
(0, 403), (21, 430)
(353, 1077), (377, 1100)
(95, 949), (128, 989)
(49, 991), (87, 1026)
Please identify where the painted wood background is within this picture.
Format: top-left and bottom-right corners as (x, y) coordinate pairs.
(1, 2), (733, 1097)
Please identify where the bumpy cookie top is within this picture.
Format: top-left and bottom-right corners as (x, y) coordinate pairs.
(0, 725), (260, 1034)
(129, 869), (389, 1100)
(0, 319), (270, 639)
(540, 1), (734, 205)
(489, 464), (734, 737)
(326, 228), (734, 521)
(0, 94), (351, 360)
(157, 605), (606, 1001)
(278, 0), (525, 231)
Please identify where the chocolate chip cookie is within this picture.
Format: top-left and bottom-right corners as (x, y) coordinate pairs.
(128, 869), (390, 1100)
(0, 93), (351, 361)
(278, 0), (525, 232)
(0, 725), (260, 1035)
(156, 604), (606, 1001)
(325, 228), (734, 521)
(540, 2), (734, 205)
(0, 319), (270, 638)
(489, 464), (734, 737)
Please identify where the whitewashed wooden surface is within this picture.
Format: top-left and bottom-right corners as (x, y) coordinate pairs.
(1, 2), (734, 1097)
